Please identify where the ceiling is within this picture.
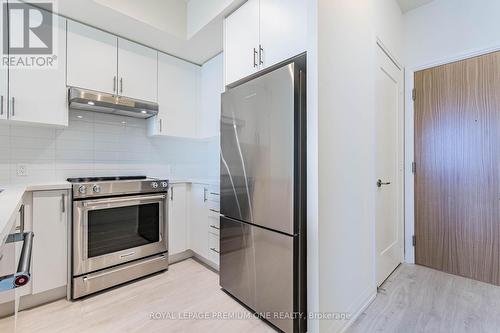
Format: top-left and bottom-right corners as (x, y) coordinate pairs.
(49, 0), (245, 65)
(397, 0), (434, 13)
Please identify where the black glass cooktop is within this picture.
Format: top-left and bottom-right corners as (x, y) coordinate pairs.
(67, 176), (147, 183)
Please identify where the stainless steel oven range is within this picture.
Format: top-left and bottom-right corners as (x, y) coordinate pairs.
(67, 176), (169, 299)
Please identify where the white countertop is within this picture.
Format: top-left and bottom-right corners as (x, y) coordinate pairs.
(0, 181), (72, 253)
(0, 178), (218, 251)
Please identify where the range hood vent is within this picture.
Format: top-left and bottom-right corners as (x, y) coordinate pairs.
(68, 87), (159, 119)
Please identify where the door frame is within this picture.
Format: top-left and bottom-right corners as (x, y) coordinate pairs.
(375, 39), (405, 282)
(404, 44), (500, 263)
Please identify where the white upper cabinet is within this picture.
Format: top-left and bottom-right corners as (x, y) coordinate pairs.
(259, 0), (307, 69)
(67, 20), (118, 95)
(224, 0), (307, 86)
(148, 52), (198, 137)
(224, 0), (260, 85)
(8, 14), (68, 126)
(117, 38), (158, 102)
(198, 53), (224, 139)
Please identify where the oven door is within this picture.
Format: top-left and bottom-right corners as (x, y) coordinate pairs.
(73, 194), (167, 276)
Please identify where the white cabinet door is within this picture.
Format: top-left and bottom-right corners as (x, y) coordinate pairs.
(32, 190), (68, 294)
(198, 53), (223, 139)
(117, 38), (158, 102)
(8, 14), (68, 126)
(67, 20), (118, 95)
(224, 0), (260, 85)
(152, 52), (198, 138)
(168, 183), (188, 256)
(190, 184), (209, 259)
(259, 0), (307, 69)
(0, 0), (7, 121)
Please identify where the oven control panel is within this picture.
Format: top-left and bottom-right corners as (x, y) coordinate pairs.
(71, 179), (169, 199)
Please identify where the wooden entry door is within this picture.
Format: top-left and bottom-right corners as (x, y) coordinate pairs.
(414, 51), (500, 285)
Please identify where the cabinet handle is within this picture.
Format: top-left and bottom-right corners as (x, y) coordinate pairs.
(11, 97), (14, 117)
(0, 95), (3, 115)
(170, 187), (174, 201)
(259, 45), (264, 65)
(113, 76), (116, 93)
(120, 78), (123, 94)
(16, 204), (25, 233)
(253, 48), (258, 68)
(210, 225), (220, 230)
(61, 194), (66, 213)
(160, 119), (163, 133)
(210, 247), (220, 254)
(203, 188), (208, 202)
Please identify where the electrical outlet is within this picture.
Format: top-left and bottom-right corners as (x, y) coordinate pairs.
(16, 164), (28, 176)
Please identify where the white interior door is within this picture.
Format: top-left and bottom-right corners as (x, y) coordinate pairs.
(375, 45), (404, 286)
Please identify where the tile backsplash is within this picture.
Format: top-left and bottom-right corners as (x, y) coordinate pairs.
(0, 110), (219, 184)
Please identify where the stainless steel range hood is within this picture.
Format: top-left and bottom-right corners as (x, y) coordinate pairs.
(68, 87), (159, 119)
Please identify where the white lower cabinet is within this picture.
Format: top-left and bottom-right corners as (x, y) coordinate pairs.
(189, 183), (220, 268)
(190, 184), (209, 259)
(32, 190), (68, 294)
(168, 183), (188, 256)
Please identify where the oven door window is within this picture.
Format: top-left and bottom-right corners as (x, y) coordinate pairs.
(87, 203), (160, 258)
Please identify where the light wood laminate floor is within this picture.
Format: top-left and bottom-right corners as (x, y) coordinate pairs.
(348, 264), (500, 333)
(0, 259), (275, 333)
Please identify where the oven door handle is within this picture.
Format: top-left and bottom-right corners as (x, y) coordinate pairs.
(82, 194), (166, 207)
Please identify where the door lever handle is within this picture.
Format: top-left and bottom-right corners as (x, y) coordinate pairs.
(377, 179), (391, 188)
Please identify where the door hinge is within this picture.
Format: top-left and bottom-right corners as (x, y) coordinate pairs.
(412, 235), (416, 247)
(412, 162), (416, 174)
(412, 88), (416, 101)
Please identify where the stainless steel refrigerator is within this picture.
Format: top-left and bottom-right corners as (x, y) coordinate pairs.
(220, 54), (306, 333)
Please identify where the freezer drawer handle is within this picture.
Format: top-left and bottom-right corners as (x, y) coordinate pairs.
(0, 232), (34, 291)
(210, 247), (220, 254)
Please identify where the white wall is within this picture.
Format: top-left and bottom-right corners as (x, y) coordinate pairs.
(316, 0), (377, 332)
(306, 0), (320, 331)
(375, 0), (404, 62)
(0, 111), (215, 185)
(198, 53), (224, 181)
(187, 0), (244, 39)
(93, 0), (187, 38)
(404, 0), (500, 68)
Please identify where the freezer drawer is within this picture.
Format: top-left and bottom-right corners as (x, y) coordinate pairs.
(220, 216), (294, 333)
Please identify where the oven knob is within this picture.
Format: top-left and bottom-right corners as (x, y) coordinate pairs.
(93, 185), (101, 193)
(78, 185), (86, 194)
(151, 182), (159, 189)
(161, 182), (168, 188)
